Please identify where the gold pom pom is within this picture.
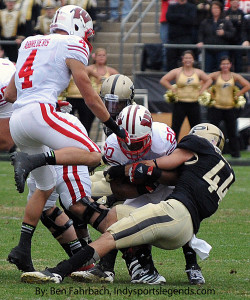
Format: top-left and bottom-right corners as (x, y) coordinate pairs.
(198, 91), (215, 107)
(233, 86), (246, 108)
(164, 84), (178, 103)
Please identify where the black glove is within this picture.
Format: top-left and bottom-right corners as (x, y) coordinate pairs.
(137, 181), (160, 195)
(103, 165), (126, 182)
(128, 163), (162, 183)
(104, 117), (131, 145)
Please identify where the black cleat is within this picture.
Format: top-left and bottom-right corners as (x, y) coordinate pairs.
(7, 246), (35, 272)
(10, 152), (34, 193)
(186, 264), (205, 285)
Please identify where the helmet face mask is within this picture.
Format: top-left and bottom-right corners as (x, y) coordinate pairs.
(103, 94), (130, 118)
(189, 123), (225, 151)
(100, 74), (134, 119)
(117, 105), (152, 160)
(50, 5), (94, 40)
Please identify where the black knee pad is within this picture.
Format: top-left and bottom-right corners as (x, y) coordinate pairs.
(80, 197), (109, 230)
(63, 209), (87, 230)
(41, 207), (73, 239)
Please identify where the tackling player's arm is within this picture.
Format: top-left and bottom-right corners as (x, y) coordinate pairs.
(66, 58), (110, 122)
(67, 58), (130, 144)
(124, 148), (194, 185)
(4, 74), (17, 103)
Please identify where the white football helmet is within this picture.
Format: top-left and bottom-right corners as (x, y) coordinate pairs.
(189, 123), (225, 151)
(100, 74), (135, 118)
(117, 104), (152, 160)
(50, 5), (94, 40)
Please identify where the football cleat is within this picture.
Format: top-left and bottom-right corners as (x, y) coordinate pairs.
(21, 269), (62, 284)
(71, 264), (115, 283)
(131, 268), (166, 285)
(186, 264), (205, 285)
(125, 254), (166, 285)
(10, 152), (34, 193)
(75, 263), (95, 272)
(7, 246), (35, 272)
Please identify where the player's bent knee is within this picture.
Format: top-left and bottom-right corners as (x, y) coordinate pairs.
(76, 197), (109, 230)
(41, 207), (73, 239)
(100, 207), (118, 231)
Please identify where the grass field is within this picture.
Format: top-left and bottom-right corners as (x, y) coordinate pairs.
(0, 156), (249, 300)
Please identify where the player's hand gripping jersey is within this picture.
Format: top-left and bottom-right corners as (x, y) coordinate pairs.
(0, 58), (16, 118)
(13, 34), (90, 109)
(104, 122), (177, 166)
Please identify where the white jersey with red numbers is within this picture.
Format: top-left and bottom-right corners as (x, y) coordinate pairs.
(13, 34), (90, 110)
(104, 122), (177, 208)
(104, 122), (177, 165)
(0, 58), (16, 118)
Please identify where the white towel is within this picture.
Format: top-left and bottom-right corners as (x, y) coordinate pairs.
(188, 234), (212, 260)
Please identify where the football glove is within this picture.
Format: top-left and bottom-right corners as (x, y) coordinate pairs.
(103, 117), (131, 145)
(56, 101), (72, 113)
(136, 181), (160, 195)
(103, 165), (125, 182)
(116, 127), (131, 146)
(128, 163), (162, 184)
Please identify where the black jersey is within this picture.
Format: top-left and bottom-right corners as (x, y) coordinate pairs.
(166, 135), (235, 233)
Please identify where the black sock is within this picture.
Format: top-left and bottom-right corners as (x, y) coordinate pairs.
(61, 239), (82, 257)
(18, 222), (36, 251)
(98, 249), (118, 272)
(182, 243), (197, 267)
(48, 245), (99, 278)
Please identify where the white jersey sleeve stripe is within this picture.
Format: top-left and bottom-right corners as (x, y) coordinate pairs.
(67, 46), (89, 58)
(40, 103), (101, 153)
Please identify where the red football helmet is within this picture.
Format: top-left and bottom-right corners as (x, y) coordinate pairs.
(117, 104), (152, 160)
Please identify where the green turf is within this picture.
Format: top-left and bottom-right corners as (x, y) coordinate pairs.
(0, 160), (249, 299)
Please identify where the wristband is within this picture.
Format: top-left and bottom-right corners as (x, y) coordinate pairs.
(103, 117), (119, 134)
(153, 159), (159, 169)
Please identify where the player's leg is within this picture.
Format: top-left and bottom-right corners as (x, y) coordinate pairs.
(9, 105), (101, 193)
(21, 200), (193, 283)
(8, 187), (54, 272)
(182, 243), (205, 285)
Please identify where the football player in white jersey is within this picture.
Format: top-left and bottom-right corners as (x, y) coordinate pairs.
(80, 104), (176, 285)
(21, 123), (235, 285)
(4, 5), (129, 274)
(0, 58), (16, 152)
(8, 112), (97, 272)
(87, 78), (205, 285)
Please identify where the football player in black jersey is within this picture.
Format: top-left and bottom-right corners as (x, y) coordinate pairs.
(20, 123), (235, 284)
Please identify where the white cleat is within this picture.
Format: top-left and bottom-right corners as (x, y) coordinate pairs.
(21, 270), (62, 284)
(71, 265), (115, 283)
